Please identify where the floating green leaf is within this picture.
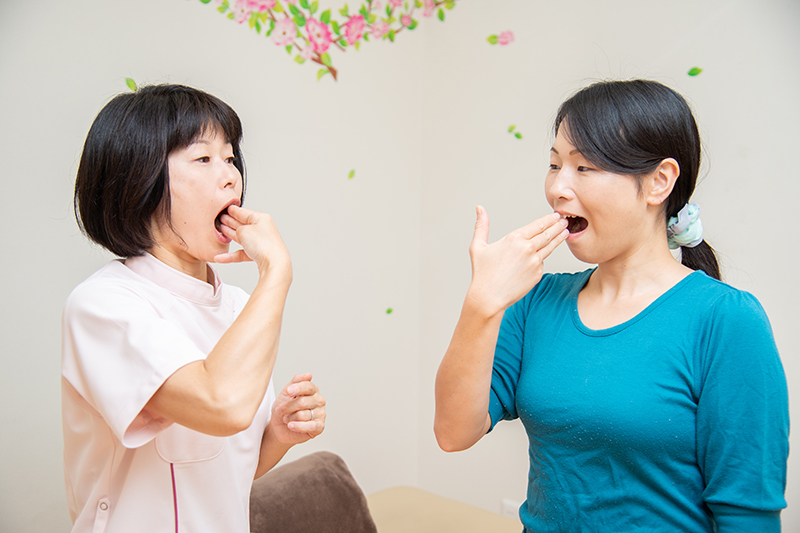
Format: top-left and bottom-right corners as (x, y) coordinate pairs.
(386, 308), (393, 314)
(317, 68), (331, 81)
(348, 169), (355, 179)
(688, 67), (703, 76)
(321, 52), (332, 66)
(125, 78), (137, 91)
(295, 55), (305, 64)
(514, 132), (523, 139)
(388, 29), (395, 42)
(487, 34), (498, 45)
(409, 19), (418, 30)
(286, 44), (293, 54)
(199, 0), (212, 4)
(339, 4), (349, 17)
(438, 8), (444, 21)
(508, 125), (516, 132)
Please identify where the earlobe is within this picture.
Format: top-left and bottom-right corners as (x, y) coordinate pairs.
(647, 158), (680, 206)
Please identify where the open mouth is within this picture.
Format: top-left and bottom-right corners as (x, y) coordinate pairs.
(564, 215), (588, 234)
(214, 207), (229, 234)
(214, 200), (241, 234)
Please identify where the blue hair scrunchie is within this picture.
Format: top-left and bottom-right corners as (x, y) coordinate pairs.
(667, 202), (703, 250)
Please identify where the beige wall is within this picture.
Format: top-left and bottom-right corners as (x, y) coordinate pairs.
(0, 0), (796, 531)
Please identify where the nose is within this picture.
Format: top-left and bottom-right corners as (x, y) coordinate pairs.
(220, 159), (241, 191)
(546, 168), (574, 203)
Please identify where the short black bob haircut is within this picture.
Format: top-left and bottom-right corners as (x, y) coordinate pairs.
(74, 84), (246, 258)
(554, 79), (720, 280)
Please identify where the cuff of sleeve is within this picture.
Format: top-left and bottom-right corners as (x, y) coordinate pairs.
(487, 391), (505, 433)
(708, 503), (782, 532)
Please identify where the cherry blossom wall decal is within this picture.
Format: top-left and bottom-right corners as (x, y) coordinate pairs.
(196, 0), (460, 81)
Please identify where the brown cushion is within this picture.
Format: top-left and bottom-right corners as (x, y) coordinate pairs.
(250, 451), (377, 533)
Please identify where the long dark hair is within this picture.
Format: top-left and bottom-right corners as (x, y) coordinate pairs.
(554, 79), (720, 280)
(74, 84), (246, 257)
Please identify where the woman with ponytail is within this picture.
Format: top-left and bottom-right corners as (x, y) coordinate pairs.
(435, 80), (788, 532)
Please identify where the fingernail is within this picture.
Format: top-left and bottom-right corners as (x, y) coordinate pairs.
(287, 386), (296, 395)
(552, 212), (561, 219)
(559, 218), (568, 227)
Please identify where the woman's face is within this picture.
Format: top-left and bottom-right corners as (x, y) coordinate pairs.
(545, 126), (654, 266)
(149, 128), (243, 280)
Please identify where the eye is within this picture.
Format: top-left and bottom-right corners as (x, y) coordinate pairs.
(196, 156), (210, 163)
(549, 164), (560, 171)
(226, 156), (237, 165)
(577, 166), (593, 172)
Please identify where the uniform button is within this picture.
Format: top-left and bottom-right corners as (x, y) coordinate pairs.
(99, 502), (109, 511)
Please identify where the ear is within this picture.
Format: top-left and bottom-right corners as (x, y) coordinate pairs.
(646, 158), (680, 206)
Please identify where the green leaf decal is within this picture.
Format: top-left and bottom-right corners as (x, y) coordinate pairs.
(487, 35), (498, 45)
(437, 8), (444, 21)
(515, 132), (523, 139)
(386, 308), (393, 314)
(688, 67), (703, 76)
(299, 0), (310, 9)
(317, 68), (330, 81)
(295, 55), (305, 64)
(321, 52), (332, 66)
(348, 169), (356, 179)
(125, 78), (137, 91)
(508, 125), (516, 132)
(320, 9), (331, 24)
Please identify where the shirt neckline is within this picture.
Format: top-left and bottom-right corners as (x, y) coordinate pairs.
(122, 253), (223, 306)
(570, 270), (703, 337)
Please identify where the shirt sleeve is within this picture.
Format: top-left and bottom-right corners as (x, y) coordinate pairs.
(62, 279), (207, 448)
(488, 291), (529, 429)
(695, 290), (789, 531)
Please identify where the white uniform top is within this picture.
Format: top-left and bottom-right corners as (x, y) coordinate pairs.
(61, 253), (275, 533)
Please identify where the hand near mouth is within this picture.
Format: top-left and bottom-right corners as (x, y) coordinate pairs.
(213, 205), (292, 283)
(466, 206), (568, 317)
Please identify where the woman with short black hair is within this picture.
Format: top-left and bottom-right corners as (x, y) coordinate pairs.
(434, 79), (788, 532)
(63, 84), (326, 532)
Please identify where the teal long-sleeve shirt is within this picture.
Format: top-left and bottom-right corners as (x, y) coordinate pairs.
(489, 269), (789, 533)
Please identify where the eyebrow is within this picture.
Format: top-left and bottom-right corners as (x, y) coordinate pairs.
(550, 147), (582, 156)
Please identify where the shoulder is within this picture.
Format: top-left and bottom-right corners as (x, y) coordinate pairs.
(64, 260), (166, 319)
(519, 269), (593, 309)
(682, 272), (771, 326)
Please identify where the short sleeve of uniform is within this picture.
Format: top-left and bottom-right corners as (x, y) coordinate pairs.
(62, 279), (207, 449)
(695, 289), (789, 531)
(488, 286), (534, 429)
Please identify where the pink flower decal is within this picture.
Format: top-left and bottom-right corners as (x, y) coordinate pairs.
(246, 0), (275, 11)
(498, 30), (514, 45)
(272, 17), (296, 46)
(371, 20), (390, 39)
(342, 15), (366, 45)
(300, 46), (315, 60)
(196, 0), (463, 81)
(306, 18), (333, 53)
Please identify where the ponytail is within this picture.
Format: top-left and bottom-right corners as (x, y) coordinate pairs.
(680, 240), (721, 281)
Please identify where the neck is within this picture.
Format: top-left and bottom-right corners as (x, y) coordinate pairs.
(590, 235), (691, 300)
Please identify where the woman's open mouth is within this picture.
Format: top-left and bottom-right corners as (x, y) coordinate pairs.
(564, 215), (588, 234)
(214, 207), (229, 234)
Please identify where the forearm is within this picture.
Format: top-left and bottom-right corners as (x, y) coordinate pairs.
(434, 294), (504, 452)
(254, 422), (294, 479)
(146, 275), (290, 435)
